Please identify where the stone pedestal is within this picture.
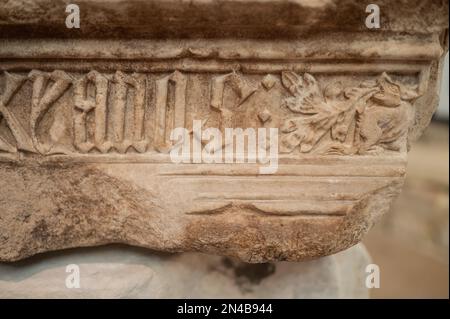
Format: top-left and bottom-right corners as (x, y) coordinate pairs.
(0, 244), (371, 298)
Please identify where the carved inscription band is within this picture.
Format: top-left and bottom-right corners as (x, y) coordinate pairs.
(0, 70), (422, 158)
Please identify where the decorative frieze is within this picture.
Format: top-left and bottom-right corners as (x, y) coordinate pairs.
(0, 69), (425, 159)
(0, 0), (447, 263)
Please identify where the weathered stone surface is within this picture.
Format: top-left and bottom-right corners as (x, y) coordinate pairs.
(0, 0), (448, 262)
(0, 244), (371, 298)
(0, 0), (448, 38)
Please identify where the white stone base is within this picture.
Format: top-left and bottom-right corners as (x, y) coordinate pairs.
(0, 244), (371, 298)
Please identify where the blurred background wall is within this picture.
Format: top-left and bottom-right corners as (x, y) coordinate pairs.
(363, 53), (449, 298)
(436, 54), (449, 121)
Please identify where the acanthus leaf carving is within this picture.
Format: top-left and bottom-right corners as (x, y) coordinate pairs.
(279, 71), (422, 155)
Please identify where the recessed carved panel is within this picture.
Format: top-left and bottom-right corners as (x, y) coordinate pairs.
(0, 68), (425, 159)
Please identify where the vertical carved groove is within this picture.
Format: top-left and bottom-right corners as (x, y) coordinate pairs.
(0, 72), (33, 153)
(154, 71), (187, 152)
(130, 73), (148, 153)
